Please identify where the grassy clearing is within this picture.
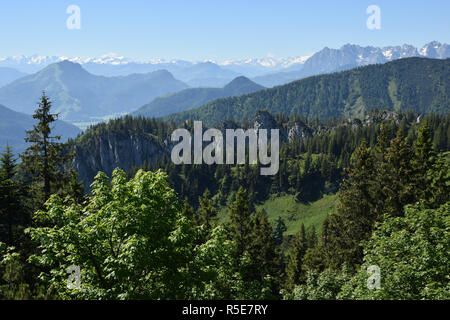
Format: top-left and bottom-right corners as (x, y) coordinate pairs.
(256, 193), (337, 235)
(216, 193), (338, 236)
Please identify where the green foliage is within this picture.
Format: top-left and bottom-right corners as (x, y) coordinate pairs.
(228, 187), (253, 258)
(197, 189), (217, 231)
(64, 169), (86, 205)
(166, 58), (450, 126)
(254, 194), (337, 237)
(187, 226), (248, 299)
(246, 209), (281, 296)
(322, 121), (450, 270)
(282, 120), (450, 300)
(27, 169), (200, 299)
(379, 128), (416, 216)
(283, 268), (352, 300)
(0, 243), (30, 300)
(20, 93), (73, 208)
(76, 111), (449, 218)
(26, 169), (276, 300)
(273, 217), (287, 245)
(322, 140), (377, 270)
(339, 203), (450, 300)
(2, 93), (449, 300)
(0, 145), (29, 246)
(0, 243), (50, 300)
(285, 224), (308, 290)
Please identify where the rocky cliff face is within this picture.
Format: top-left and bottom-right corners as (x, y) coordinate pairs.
(253, 110), (313, 142)
(288, 122), (312, 142)
(253, 111), (281, 141)
(74, 131), (171, 189)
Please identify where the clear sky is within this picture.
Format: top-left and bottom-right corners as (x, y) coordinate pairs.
(0, 0), (449, 61)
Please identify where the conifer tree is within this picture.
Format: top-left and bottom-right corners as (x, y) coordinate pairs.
(197, 189), (216, 231)
(285, 223), (308, 290)
(323, 140), (377, 269)
(228, 187), (252, 258)
(247, 209), (281, 291)
(1, 145), (16, 180)
(20, 93), (73, 208)
(380, 129), (415, 216)
(412, 121), (436, 202)
(0, 145), (28, 246)
(370, 122), (390, 218)
(427, 153), (450, 207)
(273, 216), (287, 246)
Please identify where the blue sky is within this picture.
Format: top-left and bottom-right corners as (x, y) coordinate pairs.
(0, 0), (449, 61)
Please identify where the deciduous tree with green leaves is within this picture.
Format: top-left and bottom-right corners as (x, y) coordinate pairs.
(27, 169), (201, 299)
(339, 203), (450, 300)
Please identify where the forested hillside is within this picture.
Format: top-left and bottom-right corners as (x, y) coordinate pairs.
(166, 58), (450, 126)
(0, 91), (449, 300)
(74, 109), (450, 267)
(132, 76), (264, 118)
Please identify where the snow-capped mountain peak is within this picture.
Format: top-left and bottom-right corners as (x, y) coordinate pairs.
(419, 41), (450, 59)
(0, 42), (448, 76)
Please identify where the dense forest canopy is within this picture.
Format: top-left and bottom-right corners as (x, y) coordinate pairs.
(165, 58), (450, 126)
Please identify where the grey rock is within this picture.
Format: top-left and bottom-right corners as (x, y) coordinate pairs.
(74, 131), (170, 189)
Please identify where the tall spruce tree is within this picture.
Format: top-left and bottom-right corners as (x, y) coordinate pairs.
(0, 145), (28, 246)
(379, 128), (415, 216)
(228, 187), (252, 258)
(285, 223), (308, 290)
(412, 121), (436, 203)
(1, 145), (16, 181)
(371, 122), (391, 218)
(247, 209), (281, 296)
(323, 140), (377, 270)
(273, 217), (287, 246)
(20, 93), (73, 208)
(197, 189), (216, 231)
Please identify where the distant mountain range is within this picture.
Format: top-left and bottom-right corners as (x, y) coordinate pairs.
(1, 42), (448, 89)
(252, 42), (450, 87)
(80, 61), (241, 88)
(0, 41), (448, 127)
(0, 104), (81, 154)
(165, 57), (450, 126)
(0, 53), (310, 76)
(0, 61), (188, 122)
(132, 76), (265, 118)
